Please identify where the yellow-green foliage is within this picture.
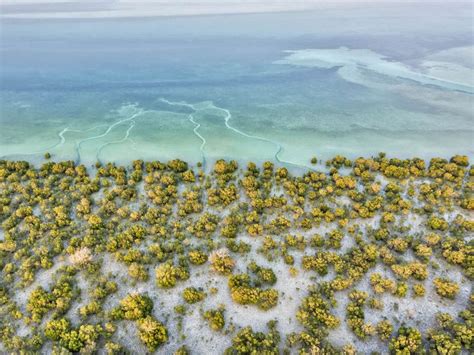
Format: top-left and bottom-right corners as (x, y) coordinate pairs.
(376, 320), (393, 341)
(391, 262), (427, 281)
(389, 327), (422, 354)
(26, 275), (76, 323)
(105, 341), (123, 354)
(137, 316), (168, 351)
(209, 248), (235, 274)
(370, 273), (395, 294)
(450, 155), (469, 167)
(247, 261), (277, 285)
(425, 233), (442, 246)
(302, 251), (343, 276)
(155, 262), (189, 288)
(414, 243), (432, 259)
(346, 290), (374, 339)
(115, 293), (153, 320)
(0, 156), (472, 354)
(413, 284), (426, 297)
(27, 287), (53, 322)
(226, 321), (280, 354)
(174, 345), (190, 355)
(297, 290), (340, 331)
(388, 238), (409, 253)
(44, 318), (71, 341)
(79, 301), (101, 318)
(228, 273), (279, 310)
(188, 250), (208, 265)
(394, 282), (408, 297)
(182, 287), (205, 304)
(128, 263), (149, 282)
(434, 278), (460, 299)
(87, 214), (103, 230)
(429, 333), (462, 354)
(44, 318), (101, 352)
(428, 216), (449, 231)
(203, 307), (225, 331)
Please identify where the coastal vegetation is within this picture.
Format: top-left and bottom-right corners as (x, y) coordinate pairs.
(0, 154), (472, 353)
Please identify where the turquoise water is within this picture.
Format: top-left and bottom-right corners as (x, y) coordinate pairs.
(1, 3), (473, 167)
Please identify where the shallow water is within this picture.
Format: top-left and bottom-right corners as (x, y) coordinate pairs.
(1, 2), (473, 167)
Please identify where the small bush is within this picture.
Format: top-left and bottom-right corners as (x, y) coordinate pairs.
(137, 316), (168, 351)
(182, 287), (205, 304)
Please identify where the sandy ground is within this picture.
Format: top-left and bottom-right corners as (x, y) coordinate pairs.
(7, 211), (471, 354)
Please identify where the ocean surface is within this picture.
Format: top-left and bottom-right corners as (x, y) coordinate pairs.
(1, 2), (473, 168)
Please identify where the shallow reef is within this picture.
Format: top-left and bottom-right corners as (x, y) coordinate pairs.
(0, 154), (472, 354)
